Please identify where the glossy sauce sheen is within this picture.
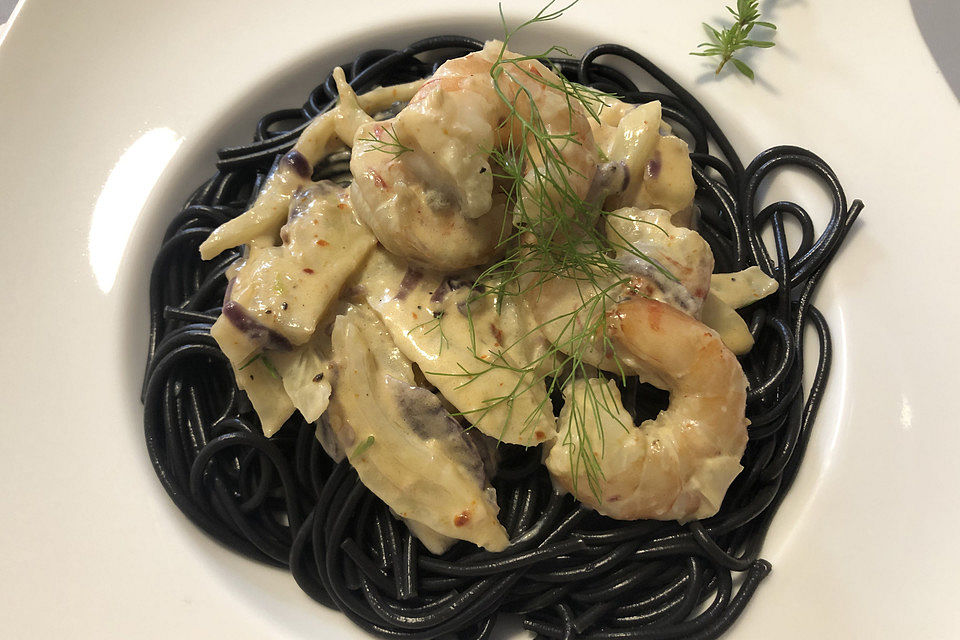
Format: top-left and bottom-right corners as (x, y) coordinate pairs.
(200, 42), (779, 551)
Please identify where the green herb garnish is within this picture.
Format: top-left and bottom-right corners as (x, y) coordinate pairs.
(691, 0), (777, 79)
(238, 352), (280, 380)
(353, 435), (376, 457)
(357, 123), (413, 159)
(418, 0), (673, 500)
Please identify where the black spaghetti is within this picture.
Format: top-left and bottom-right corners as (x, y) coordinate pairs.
(142, 36), (860, 640)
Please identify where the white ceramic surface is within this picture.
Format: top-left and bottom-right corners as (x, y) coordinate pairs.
(1, 0), (958, 638)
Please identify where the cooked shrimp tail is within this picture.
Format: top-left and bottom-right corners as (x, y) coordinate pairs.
(350, 41), (599, 271)
(546, 296), (749, 521)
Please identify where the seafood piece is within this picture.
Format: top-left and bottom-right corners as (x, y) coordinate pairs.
(545, 296), (749, 521)
(524, 207), (714, 377)
(350, 40), (600, 270)
(327, 305), (509, 551)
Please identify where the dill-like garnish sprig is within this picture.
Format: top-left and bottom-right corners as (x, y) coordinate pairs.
(691, 0), (777, 79)
(238, 352), (280, 379)
(357, 123), (413, 158)
(421, 0), (672, 499)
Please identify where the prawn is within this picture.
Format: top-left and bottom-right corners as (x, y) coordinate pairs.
(350, 40), (600, 271)
(544, 294), (749, 521)
(524, 206), (715, 377)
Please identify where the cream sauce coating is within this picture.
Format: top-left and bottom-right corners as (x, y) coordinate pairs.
(358, 249), (556, 447)
(596, 97), (697, 215)
(199, 71), (425, 260)
(700, 267), (780, 355)
(227, 184), (376, 345)
(201, 43), (781, 545)
(328, 305), (509, 551)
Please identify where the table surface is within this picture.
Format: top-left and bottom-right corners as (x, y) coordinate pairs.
(911, 0), (960, 97)
(1, 0), (16, 24)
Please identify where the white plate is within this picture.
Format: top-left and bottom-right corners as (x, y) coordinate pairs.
(1, 0), (958, 637)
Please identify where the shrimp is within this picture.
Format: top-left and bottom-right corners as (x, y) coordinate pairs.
(524, 206), (715, 377)
(544, 295), (749, 521)
(350, 40), (600, 271)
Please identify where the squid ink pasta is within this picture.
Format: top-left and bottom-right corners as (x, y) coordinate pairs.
(142, 35), (861, 640)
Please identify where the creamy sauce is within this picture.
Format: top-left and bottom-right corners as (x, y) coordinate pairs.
(227, 184), (376, 345)
(358, 249), (556, 446)
(596, 98), (696, 216)
(609, 207), (713, 314)
(600, 101), (661, 208)
(327, 305), (509, 551)
(199, 71), (425, 260)
(201, 45), (781, 548)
